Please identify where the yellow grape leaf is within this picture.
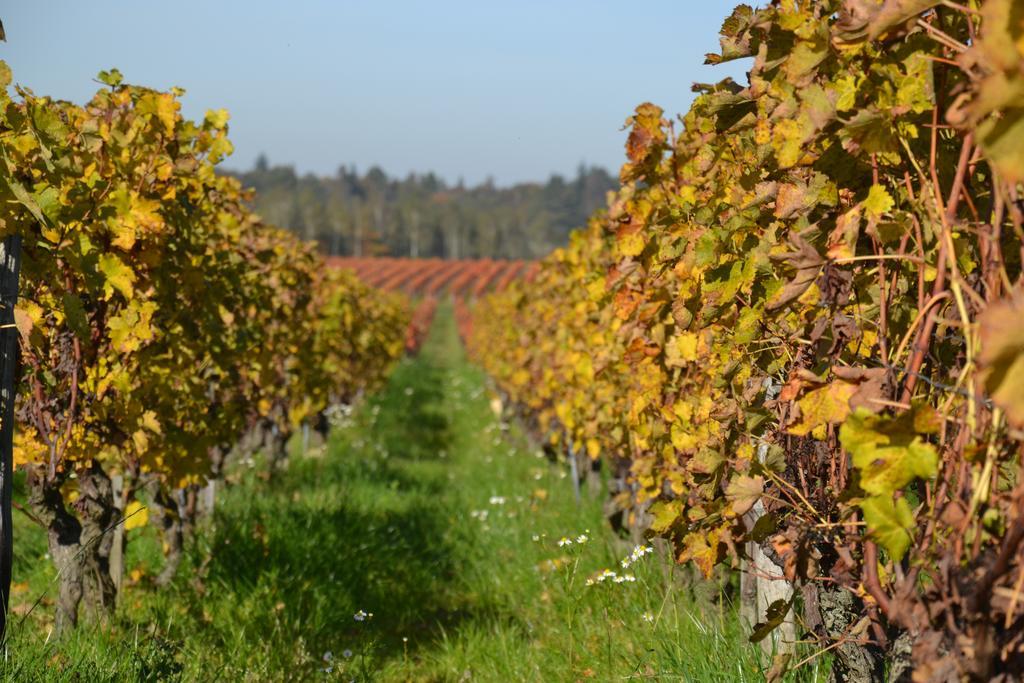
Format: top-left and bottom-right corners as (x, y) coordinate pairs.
(137, 92), (179, 134)
(131, 429), (150, 453)
(618, 231), (645, 257)
(205, 108), (230, 130)
(124, 501), (148, 530)
(863, 184), (894, 219)
(13, 429), (46, 468)
(97, 253), (136, 300)
(670, 424), (700, 451)
(678, 527), (724, 578)
(14, 300), (44, 345)
(665, 332), (699, 367)
(786, 381), (857, 436)
(140, 411), (161, 434)
(649, 500), (682, 533)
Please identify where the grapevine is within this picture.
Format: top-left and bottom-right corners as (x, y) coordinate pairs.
(470, 1), (1024, 677)
(0, 66), (408, 632)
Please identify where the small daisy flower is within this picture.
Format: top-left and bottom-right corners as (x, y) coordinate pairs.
(621, 544), (654, 569)
(642, 612), (655, 623)
(557, 537), (573, 547)
(353, 609), (373, 622)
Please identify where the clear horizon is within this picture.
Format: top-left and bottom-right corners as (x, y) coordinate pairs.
(4, 1), (749, 186)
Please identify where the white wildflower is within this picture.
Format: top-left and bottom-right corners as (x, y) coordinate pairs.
(621, 544), (654, 569)
(353, 609), (373, 622)
(642, 612), (655, 623)
(557, 537), (573, 547)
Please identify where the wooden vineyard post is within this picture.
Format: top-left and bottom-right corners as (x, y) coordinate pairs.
(0, 235), (21, 640)
(743, 378), (794, 656)
(109, 475), (126, 599)
(567, 439), (581, 504)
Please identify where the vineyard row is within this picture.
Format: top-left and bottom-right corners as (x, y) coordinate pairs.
(0, 65), (409, 634)
(468, 2), (1024, 679)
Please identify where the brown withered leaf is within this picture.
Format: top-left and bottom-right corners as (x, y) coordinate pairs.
(726, 474), (764, 516)
(978, 291), (1024, 427)
(778, 368), (826, 403)
(832, 366), (888, 411)
(827, 206), (862, 260)
(767, 233), (824, 311)
(833, 0), (941, 44)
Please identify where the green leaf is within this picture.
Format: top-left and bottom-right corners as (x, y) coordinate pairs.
(749, 513), (777, 542)
(97, 68), (124, 87)
(859, 495), (916, 562)
(750, 598), (792, 643)
(61, 293), (90, 343)
(32, 185), (61, 223)
(2, 172), (49, 227)
(840, 406), (938, 497)
(30, 102), (69, 143)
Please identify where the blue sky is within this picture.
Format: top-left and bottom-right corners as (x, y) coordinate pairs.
(4, 1), (748, 185)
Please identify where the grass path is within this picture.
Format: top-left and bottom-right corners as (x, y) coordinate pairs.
(4, 304), (825, 681)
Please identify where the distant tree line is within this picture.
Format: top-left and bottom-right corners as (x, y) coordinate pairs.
(225, 156), (616, 260)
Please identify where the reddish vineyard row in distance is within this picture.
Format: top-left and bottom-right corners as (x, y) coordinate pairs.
(328, 257), (535, 353)
(327, 257), (538, 297)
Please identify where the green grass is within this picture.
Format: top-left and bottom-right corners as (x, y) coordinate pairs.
(0, 303), (829, 681)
